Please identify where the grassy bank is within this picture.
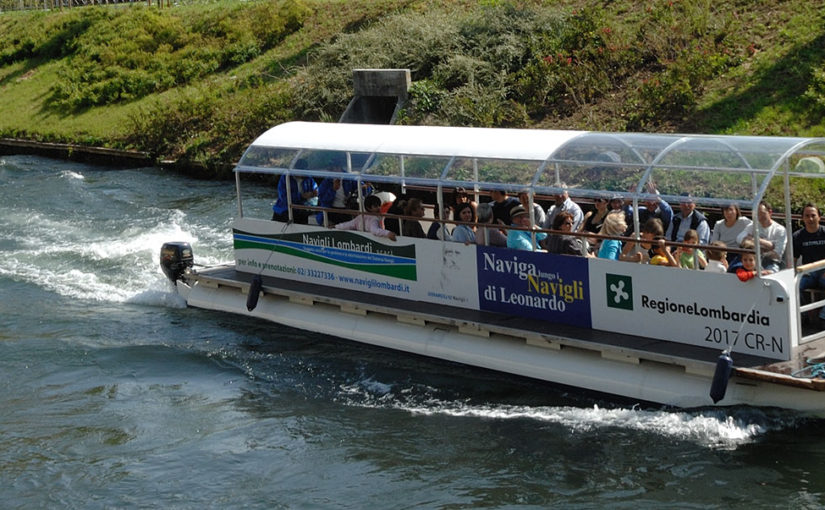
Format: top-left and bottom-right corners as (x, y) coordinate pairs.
(1, 0), (824, 182)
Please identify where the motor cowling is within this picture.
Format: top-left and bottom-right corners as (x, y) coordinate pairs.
(160, 242), (194, 283)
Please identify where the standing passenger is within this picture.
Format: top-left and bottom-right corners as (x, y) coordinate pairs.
(544, 184), (583, 231)
(489, 190), (521, 226)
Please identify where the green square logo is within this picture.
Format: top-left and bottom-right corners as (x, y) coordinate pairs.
(605, 274), (633, 310)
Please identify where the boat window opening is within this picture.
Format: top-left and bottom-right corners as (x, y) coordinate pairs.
(238, 146), (299, 170)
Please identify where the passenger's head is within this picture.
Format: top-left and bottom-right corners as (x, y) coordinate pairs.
(642, 218), (664, 238)
(722, 203), (741, 222)
(451, 186), (469, 205)
(679, 194), (696, 217)
(510, 205), (530, 226)
(683, 229), (699, 244)
(517, 190), (531, 207)
(803, 203), (821, 232)
(454, 202), (476, 223)
(553, 183), (569, 204)
(757, 201), (773, 225)
(490, 190), (507, 203)
(609, 195), (624, 211)
(640, 218), (664, 247)
(364, 194), (381, 212)
(600, 211), (627, 236)
(476, 203), (494, 223)
(404, 198), (425, 217)
(707, 241), (727, 262)
(553, 211), (575, 231)
(740, 239), (756, 270)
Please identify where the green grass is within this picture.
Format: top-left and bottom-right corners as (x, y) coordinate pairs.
(0, 0), (823, 175)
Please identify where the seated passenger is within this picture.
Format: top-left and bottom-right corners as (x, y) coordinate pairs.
(507, 205), (547, 251)
(638, 191), (673, 234)
(544, 184), (583, 231)
(518, 190), (546, 227)
(735, 240), (771, 281)
(490, 190), (521, 226)
(597, 211), (627, 260)
(666, 194), (710, 244)
(384, 197), (406, 235)
(710, 203), (752, 262)
(427, 203), (448, 240)
(704, 241), (728, 273)
(447, 186), (478, 219)
(649, 238), (679, 266)
(271, 159), (318, 224)
(581, 195), (610, 234)
(316, 170), (372, 226)
(541, 211), (587, 256)
(735, 201), (786, 273)
(476, 203), (507, 247)
(450, 203), (476, 245)
(620, 218), (664, 263)
(674, 229), (707, 269)
(334, 195), (396, 241)
(401, 198), (426, 238)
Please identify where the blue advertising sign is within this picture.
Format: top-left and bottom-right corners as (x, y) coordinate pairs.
(477, 246), (591, 328)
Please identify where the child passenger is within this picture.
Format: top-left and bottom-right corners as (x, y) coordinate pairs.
(649, 238), (679, 267)
(620, 218), (664, 263)
(704, 241), (728, 273)
(334, 195), (397, 241)
(674, 229), (706, 269)
(735, 240), (771, 281)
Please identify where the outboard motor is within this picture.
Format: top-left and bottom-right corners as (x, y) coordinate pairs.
(160, 242), (194, 283)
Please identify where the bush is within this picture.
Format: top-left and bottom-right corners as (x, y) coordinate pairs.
(48, 1), (309, 111)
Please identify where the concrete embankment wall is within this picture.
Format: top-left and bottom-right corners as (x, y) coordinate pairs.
(0, 138), (152, 168)
(0, 138), (238, 178)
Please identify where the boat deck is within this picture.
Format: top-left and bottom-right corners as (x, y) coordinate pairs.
(188, 265), (825, 391)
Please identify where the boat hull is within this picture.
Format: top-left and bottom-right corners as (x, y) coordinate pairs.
(177, 269), (825, 416)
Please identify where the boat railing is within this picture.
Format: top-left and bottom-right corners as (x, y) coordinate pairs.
(796, 259), (825, 343)
(285, 201), (760, 267)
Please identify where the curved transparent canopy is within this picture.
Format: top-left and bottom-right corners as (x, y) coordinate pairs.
(237, 122), (825, 208)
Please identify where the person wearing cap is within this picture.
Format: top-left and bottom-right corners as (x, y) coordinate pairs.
(507, 204), (547, 251)
(665, 194), (710, 244)
(543, 183), (583, 232)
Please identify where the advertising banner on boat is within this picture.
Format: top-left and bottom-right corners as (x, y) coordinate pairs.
(477, 246), (591, 328)
(232, 220), (480, 308)
(587, 259), (792, 360)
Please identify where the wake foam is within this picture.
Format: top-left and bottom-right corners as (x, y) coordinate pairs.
(338, 376), (800, 448)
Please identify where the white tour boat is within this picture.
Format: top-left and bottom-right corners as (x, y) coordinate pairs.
(161, 121), (825, 415)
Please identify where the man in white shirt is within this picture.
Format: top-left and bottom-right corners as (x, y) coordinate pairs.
(736, 201), (786, 273)
(544, 184), (583, 231)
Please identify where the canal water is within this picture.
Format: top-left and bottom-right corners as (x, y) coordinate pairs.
(1, 155), (823, 508)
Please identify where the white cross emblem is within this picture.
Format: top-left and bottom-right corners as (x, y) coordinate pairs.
(610, 280), (629, 304)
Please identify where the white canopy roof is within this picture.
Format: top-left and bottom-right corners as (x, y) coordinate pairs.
(237, 121), (825, 206)
(247, 121), (586, 161)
